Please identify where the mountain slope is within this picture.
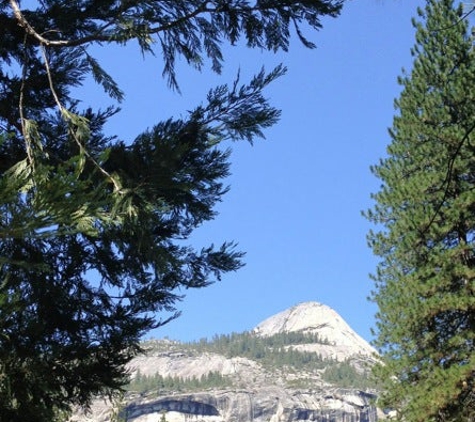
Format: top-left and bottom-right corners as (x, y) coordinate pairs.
(254, 302), (376, 361)
(71, 302), (383, 422)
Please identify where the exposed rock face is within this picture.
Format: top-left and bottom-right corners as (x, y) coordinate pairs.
(75, 388), (379, 422)
(72, 302), (382, 422)
(123, 388), (378, 422)
(254, 302), (377, 362)
(129, 352), (266, 387)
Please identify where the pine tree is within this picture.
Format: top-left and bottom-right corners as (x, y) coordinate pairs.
(366, 1), (475, 420)
(0, 1), (343, 420)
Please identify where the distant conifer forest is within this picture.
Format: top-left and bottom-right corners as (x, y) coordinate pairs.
(127, 331), (375, 393)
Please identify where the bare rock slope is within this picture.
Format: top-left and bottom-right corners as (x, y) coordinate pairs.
(254, 302), (377, 362)
(73, 302), (382, 422)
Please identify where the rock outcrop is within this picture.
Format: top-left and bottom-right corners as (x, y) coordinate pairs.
(254, 302), (377, 362)
(71, 302), (383, 422)
(122, 388), (378, 422)
(74, 388), (380, 422)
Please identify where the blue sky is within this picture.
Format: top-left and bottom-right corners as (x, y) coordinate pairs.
(85, 0), (427, 343)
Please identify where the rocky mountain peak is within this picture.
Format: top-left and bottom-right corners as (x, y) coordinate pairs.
(254, 301), (376, 359)
(72, 301), (383, 422)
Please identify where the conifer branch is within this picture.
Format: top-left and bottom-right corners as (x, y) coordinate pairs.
(431, 4), (475, 32)
(40, 45), (123, 194)
(9, 0), (114, 47)
(421, 121), (475, 236)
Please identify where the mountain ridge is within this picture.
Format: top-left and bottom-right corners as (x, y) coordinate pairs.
(71, 301), (383, 422)
(253, 301), (376, 361)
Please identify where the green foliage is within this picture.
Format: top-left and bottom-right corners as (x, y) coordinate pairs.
(321, 360), (374, 390)
(127, 370), (231, 394)
(127, 333), (374, 395)
(0, 0), (344, 420)
(183, 331), (330, 371)
(366, 0), (475, 420)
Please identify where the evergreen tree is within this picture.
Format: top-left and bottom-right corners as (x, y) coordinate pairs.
(0, 1), (343, 420)
(366, 1), (475, 420)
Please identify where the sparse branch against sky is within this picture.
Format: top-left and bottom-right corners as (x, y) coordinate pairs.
(113, 0), (425, 342)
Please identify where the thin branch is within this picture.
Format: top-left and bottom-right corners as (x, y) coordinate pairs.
(146, 3), (294, 35)
(9, 0), (48, 44)
(18, 33), (34, 165)
(431, 5), (475, 33)
(10, 0), (300, 49)
(147, 2), (214, 34)
(10, 0), (206, 48)
(40, 45), (65, 113)
(9, 0), (114, 47)
(40, 45), (123, 193)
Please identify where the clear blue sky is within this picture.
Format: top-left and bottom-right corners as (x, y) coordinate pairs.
(84, 0), (427, 343)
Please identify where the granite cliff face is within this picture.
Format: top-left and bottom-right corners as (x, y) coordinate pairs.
(75, 388), (380, 422)
(72, 302), (383, 422)
(119, 388), (378, 422)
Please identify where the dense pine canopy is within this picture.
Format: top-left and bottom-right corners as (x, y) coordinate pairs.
(366, 0), (475, 420)
(0, 0), (343, 420)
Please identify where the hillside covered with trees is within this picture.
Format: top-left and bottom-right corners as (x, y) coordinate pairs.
(126, 330), (375, 394)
